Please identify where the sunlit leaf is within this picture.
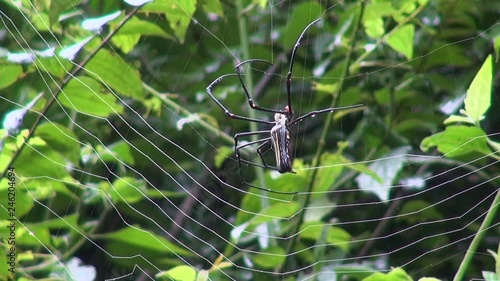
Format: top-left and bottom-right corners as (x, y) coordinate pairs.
(461, 55), (492, 124)
(420, 125), (491, 157)
(387, 24), (414, 59)
(0, 64), (23, 89)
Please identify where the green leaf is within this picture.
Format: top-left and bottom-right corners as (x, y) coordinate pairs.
(299, 222), (351, 251)
(98, 141), (135, 165)
(0, 182), (34, 219)
(482, 271), (499, 281)
(214, 146), (233, 168)
(462, 55), (492, 123)
(387, 24), (414, 59)
(201, 0), (224, 17)
(0, 64), (23, 89)
(313, 152), (345, 193)
(49, 0), (84, 26)
(35, 56), (73, 80)
(16, 140), (71, 179)
(111, 34), (141, 54)
(36, 123), (81, 164)
(418, 278), (442, 281)
(157, 265), (197, 281)
(280, 2), (324, 50)
(109, 177), (147, 204)
(99, 226), (193, 256)
(355, 146), (411, 202)
(420, 126), (491, 157)
(253, 247), (286, 269)
(85, 49), (144, 99)
(142, 0), (196, 43)
(116, 16), (173, 39)
(249, 202), (300, 227)
(60, 76), (124, 117)
(443, 114), (474, 125)
(363, 267), (412, 281)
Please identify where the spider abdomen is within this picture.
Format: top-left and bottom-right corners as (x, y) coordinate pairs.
(270, 118), (294, 173)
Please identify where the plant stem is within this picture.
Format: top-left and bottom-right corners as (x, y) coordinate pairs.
(453, 182), (500, 281)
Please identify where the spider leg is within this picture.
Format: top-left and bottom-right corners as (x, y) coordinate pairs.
(206, 74), (274, 125)
(233, 132), (297, 195)
(235, 59), (289, 114)
(290, 104), (364, 125)
(286, 18), (322, 115)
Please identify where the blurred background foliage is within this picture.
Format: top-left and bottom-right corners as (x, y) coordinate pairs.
(0, 0), (499, 280)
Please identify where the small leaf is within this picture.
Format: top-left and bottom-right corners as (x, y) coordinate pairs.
(482, 271), (499, 281)
(85, 49), (144, 99)
(420, 126), (491, 157)
(142, 0), (196, 43)
(214, 146), (233, 168)
(36, 123), (81, 164)
(462, 55), (492, 123)
(299, 222), (351, 251)
(99, 226), (193, 256)
(253, 247), (286, 269)
(0, 64), (23, 89)
(60, 76), (124, 117)
(443, 114), (474, 125)
(50, 0), (84, 26)
(363, 267), (412, 281)
(156, 265), (197, 281)
(387, 24), (414, 59)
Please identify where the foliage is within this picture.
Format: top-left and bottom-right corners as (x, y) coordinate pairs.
(0, 0), (499, 280)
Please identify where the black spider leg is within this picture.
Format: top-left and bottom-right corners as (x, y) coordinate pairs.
(286, 18), (322, 116)
(235, 59), (288, 114)
(234, 131), (297, 195)
(234, 131), (274, 170)
(206, 73), (275, 125)
(290, 104), (365, 125)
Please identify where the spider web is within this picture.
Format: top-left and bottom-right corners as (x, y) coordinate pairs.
(0, 0), (499, 280)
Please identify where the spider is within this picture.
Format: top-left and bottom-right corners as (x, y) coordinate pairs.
(206, 18), (362, 194)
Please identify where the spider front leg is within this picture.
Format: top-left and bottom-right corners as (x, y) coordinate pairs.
(206, 74), (275, 125)
(235, 59), (289, 115)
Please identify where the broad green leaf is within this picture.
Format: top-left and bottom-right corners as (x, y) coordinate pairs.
(299, 222), (351, 251)
(142, 0), (196, 43)
(420, 125), (491, 157)
(249, 202), (300, 227)
(35, 56), (72, 80)
(313, 152), (345, 193)
(0, 64), (23, 89)
(50, 0), (84, 26)
(109, 177), (147, 204)
(16, 140), (70, 179)
(419, 278), (442, 281)
(462, 55), (492, 123)
(26, 214), (81, 232)
(214, 146), (233, 168)
(482, 271), (499, 281)
(397, 200), (444, 224)
(355, 146), (411, 202)
(97, 141), (135, 165)
(280, 2), (324, 50)
(99, 226), (193, 256)
(60, 76), (124, 117)
(157, 265), (197, 281)
(253, 246), (286, 269)
(36, 123), (81, 164)
(201, 0), (224, 17)
(0, 182), (34, 219)
(443, 114), (474, 125)
(363, 267), (412, 281)
(111, 34), (141, 54)
(85, 49), (144, 99)
(387, 24), (414, 59)
(114, 16), (173, 39)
